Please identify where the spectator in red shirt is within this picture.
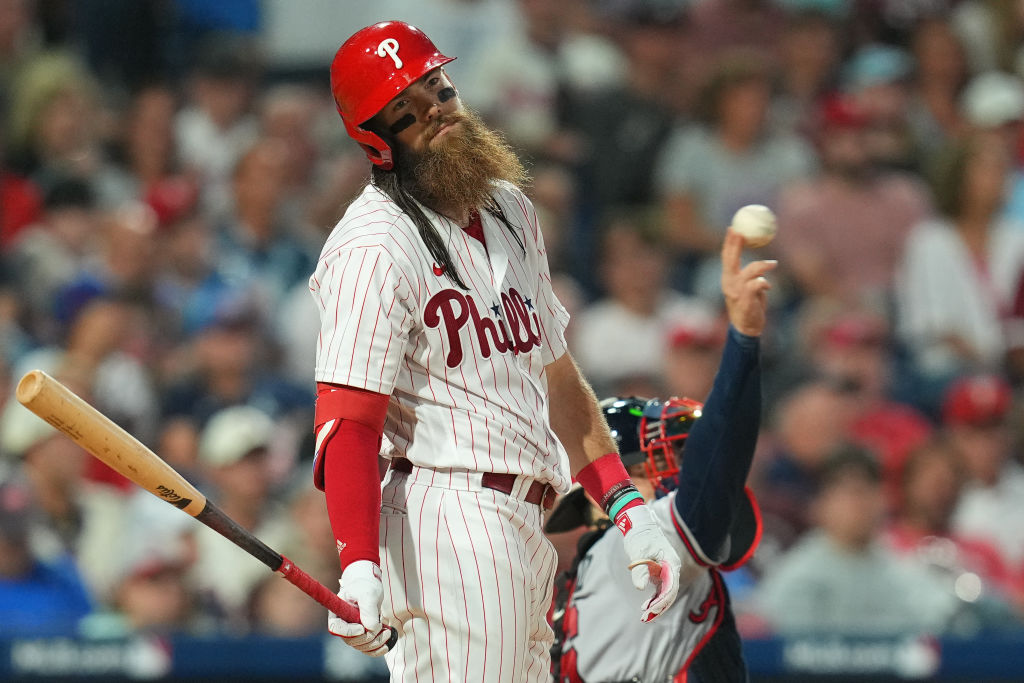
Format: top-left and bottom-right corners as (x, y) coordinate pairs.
(886, 436), (1024, 620)
(0, 130), (41, 250)
(776, 94), (931, 307)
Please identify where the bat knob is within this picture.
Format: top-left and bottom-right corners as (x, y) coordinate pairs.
(385, 626), (399, 650)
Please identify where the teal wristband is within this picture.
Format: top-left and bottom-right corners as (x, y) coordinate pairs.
(608, 490), (644, 521)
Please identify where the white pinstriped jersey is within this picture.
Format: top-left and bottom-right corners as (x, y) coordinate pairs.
(310, 181), (572, 494)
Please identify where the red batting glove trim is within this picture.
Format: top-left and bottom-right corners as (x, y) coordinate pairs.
(612, 496), (645, 533)
(323, 419), (383, 571)
(575, 452), (632, 510)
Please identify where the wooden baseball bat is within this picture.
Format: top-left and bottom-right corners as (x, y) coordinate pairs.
(16, 369), (397, 649)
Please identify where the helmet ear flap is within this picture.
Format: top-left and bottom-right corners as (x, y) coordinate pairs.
(341, 116), (394, 170)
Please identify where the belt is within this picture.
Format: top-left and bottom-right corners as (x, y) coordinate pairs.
(389, 458), (556, 510)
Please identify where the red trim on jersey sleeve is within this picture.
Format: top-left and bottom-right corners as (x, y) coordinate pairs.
(575, 452), (633, 510)
(720, 487), (763, 572)
(315, 382), (390, 431)
(323, 418), (384, 571)
(670, 504), (714, 568)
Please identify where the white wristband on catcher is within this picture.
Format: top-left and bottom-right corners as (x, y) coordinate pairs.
(619, 505), (682, 622)
(328, 560), (390, 656)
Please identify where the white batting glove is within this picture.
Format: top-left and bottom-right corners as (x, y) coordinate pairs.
(327, 560), (390, 657)
(619, 505), (681, 622)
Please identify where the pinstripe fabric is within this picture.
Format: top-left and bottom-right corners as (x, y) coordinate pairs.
(380, 466), (558, 682)
(311, 181), (571, 681)
(310, 182), (572, 494)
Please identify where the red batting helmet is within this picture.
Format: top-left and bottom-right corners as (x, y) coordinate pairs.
(330, 21), (455, 169)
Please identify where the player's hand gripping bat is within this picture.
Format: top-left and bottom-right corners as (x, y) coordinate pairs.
(16, 369), (397, 650)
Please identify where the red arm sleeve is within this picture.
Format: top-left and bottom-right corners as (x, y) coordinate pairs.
(323, 419), (384, 570)
(315, 383), (390, 571)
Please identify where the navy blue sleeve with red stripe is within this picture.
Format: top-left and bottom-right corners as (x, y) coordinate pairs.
(670, 326), (761, 559)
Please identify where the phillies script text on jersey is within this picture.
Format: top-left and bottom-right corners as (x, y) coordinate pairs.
(310, 180), (573, 484)
(425, 287), (540, 367)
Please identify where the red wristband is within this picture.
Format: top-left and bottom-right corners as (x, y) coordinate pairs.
(576, 452), (632, 510)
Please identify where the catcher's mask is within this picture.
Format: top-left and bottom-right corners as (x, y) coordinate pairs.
(330, 20), (455, 169)
(640, 397), (703, 484)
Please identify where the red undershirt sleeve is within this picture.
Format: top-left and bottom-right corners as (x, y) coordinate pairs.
(315, 382), (390, 571)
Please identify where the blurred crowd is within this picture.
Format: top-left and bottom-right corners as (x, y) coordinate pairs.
(3, 0), (1024, 646)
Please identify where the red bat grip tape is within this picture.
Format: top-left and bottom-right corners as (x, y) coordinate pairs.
(277, 555), (399, 649)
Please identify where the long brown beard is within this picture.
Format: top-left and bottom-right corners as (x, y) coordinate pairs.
(396, 110), (529, 215)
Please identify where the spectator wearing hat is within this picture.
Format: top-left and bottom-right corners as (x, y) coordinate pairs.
(841, 43), (921, 172)
(764, 297), (934, 507)
(775, 94), (931, 306)
(0, 482), (93, 636)
(4, 51), (106, 187)
(0, 390), (127, 603)
(958, 71), (1024, 229)
(753, 444), (959, 636)
(960, 71), (1024, 144)
(189, 405), (293, 627)
(945, 374), (1024, 574)
(158, 294), (311, 431)
(896, 133), (1024, 385)
(662, 314), (727, 402)
(146, 178), (239, 351)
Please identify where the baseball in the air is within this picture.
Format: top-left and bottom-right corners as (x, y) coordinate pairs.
(731, 204), (777, 248)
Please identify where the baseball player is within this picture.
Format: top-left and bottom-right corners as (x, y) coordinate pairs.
(548, 228), (773, 682)
(311, 21), (683, 681)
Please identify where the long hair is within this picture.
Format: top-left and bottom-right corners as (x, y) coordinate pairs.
(369, 153), (527, 291)
(371, 164), (471, 289)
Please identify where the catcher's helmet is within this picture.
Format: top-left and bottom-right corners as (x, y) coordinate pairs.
(599, 396), (651, 468)
(330, 21), (455, 169)
(639, 397), (703, 483)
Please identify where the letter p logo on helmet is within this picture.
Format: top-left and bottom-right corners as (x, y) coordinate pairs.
(377, 38), (403, 69)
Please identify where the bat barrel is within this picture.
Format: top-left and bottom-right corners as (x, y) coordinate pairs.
(16, 370), (208, 517)
(15, 370), (44, 404)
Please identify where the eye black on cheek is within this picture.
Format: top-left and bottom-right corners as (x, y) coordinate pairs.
(389, 113), (416, 134)
(438, 87), (456, 103)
